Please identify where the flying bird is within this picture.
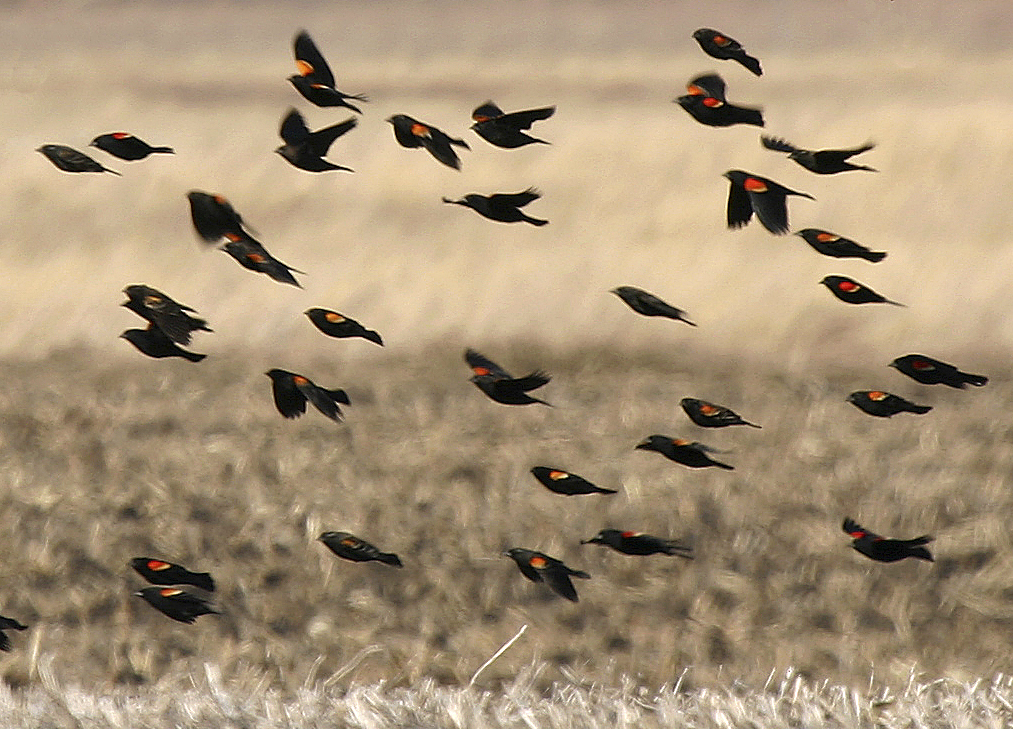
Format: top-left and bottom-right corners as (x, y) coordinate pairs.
(221, 233), (304, 287)
(581, 529), (693, 559)
(465, 349), (551, 406)
(504, 548), (590, 602)
(120, 326), (206, 362)
(318, 531), (403, 567)
(819, 276), (904, 306)
(889, 354), (987, 389)
(276, 108), (356, 172)
(186, 191), (250, 245)
(442, 189), (547, 225)
(121, 284), (211, 346)
(131, 558), (215, 592)
(794, 229), (886, 263)
(90, 133), (173, 160)
(0, 615), (27, 652)
(470, 101), (555, 148)
(724, 170), (813, 235)
(387, 114), (469, 170)
(265, 369), (350, 421)
(635, 436), (734, 470)
(675, 73), (763, 128)
(680, 398), (760, 428)
(304, 308), (383, 346)
(37, 144), (120, 175)
(847, 390), (931, 417)
(761, 136), (876, 174)
(288, 30), (368, 113)
(530, 467), (617, 496)
(842, 518), (933, 562)
(135, 587), (219, 624)
(610, 286), (695, 326)
(692, 28), (762, 76)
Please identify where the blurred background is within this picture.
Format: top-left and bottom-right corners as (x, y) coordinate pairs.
(0, 0), (1010, 694)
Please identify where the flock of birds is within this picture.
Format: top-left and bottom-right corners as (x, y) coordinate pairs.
(3, 26), (990, 642)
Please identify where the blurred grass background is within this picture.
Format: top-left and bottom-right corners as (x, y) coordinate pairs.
(0, 0), (1010, 695)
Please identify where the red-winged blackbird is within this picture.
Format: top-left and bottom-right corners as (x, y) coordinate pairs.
(187, 191), (249, 245)
(762, 136), (876, 174)
(504, 548), (590, 602)
(724, 170), (813, 235)
(635, 435), (734, 470)
(387, 114), (469, 170)
(470, 101), (555, 148)
(465, 349), (551, 406)
(121, 326), (206, 362)
(681, 397), (760, 428)
(37, 144), (120, 175)
(530, 467), (616, 496)
(692, 28), (762, 76)
(305, 308), (383, 346)
(130, 558), (215, 592)
(890, 354), (987, 388)
(820, 276), (904, 306)
(442, 189), (547, 226)
(847, 390), (931, 417)
(581, 529), (693, 559)
(794, 228), (886, 263)
(318, 531), (403, 567)
(121, 284), (211, 346)
(135, 586), (219, 624)
(289, 30), (368, 113)
(0, 615), (27, 652)
(221, 232), (303, 288)
(843, 518), (933, 563)
(610, 286), (695, 326)
(90, 133), (173, 160)
(276, 108), (356, 173)
(675, 73), (763, 128)
(265, 369), (350, 421)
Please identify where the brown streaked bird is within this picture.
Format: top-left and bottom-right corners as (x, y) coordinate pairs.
(37, 144), (120, 175)
(692, 28), (762, 76)
(820, 275), (904, 306)
(470, 101), (555, 148)
(762, 136), (876, 174)
(90, 133), (173, 160)
(530, 467), (617, 496)
(794, 229), (886, 263)
(221, 233), (303, 287)
(288, 30), (368, 113)
(187, 191), (250, 245)
(847, 390), (931, 417)
(581, 529), (693, 559)
(387, 114), (469, 170)
(135, 587), (219, 624)
(465, 348), (551, 406)
(680, 398), (760, 428)
(724, 170), (813, 235)
(121, 284), (211, 346)
(889, 354), (987, 389)
(318, 531), (403, 567)
(131, 558), (215, 592)
(442, 189), (547, 225)
(843, 518), (933, 562)
(265, 369), (350, 421)
(0, 615), (27, 652)
(120, 326), (206, 362)
(610, 286), (695, 326)
(275, 108), (356, 173)
(504, 548), (590, 602)
(305, 308), (383, 346)
(635, 435), (734, 470)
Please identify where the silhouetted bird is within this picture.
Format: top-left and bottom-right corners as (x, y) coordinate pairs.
(221, 233), (303, 287)
(387, 114), (469, 170)
(131, 558), (215, 592)
(610, 286), (695, 326)
(692, 28), (762, 76)
(120, 326), (205, 362)
(0, 615), (27, 652)
(530, 467), (617, 496)
(794, 229), (886, 263)
(820, 276), (904, 306)
(724, 170), (813, 235)
(504, 548), (590, 602)
(843, 518), (933, 562)
(288, 30), (367, 113)
(187, 191), (249, 244)
(265, 369), (349, 421)
(762, 136), (876, 174)
(465, 349), (551, 406)
(681, 398), (760, 428)
(90, 133), (173, 160)
(305, 308), (383, 346)
(890, 354), (987, 388)
(470, 101), (554, 148)
(319, 531), (403, 567)
(37, 144), (120, 175)
(276, 108), (356, 172)
(121, 284), (211, 346)
(442, 189), (547, 225)
(135, 587), (219, 624)
(581, 529), (693, 559)
(675, 74), (763, 128)
(847, 390), (931, 417)
(635, 436), (734, 470)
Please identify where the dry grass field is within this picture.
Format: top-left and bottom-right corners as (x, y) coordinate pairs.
(0, 0), (1012, 723)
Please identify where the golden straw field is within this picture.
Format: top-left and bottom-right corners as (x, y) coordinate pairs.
(0, 0), (1012, 719)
